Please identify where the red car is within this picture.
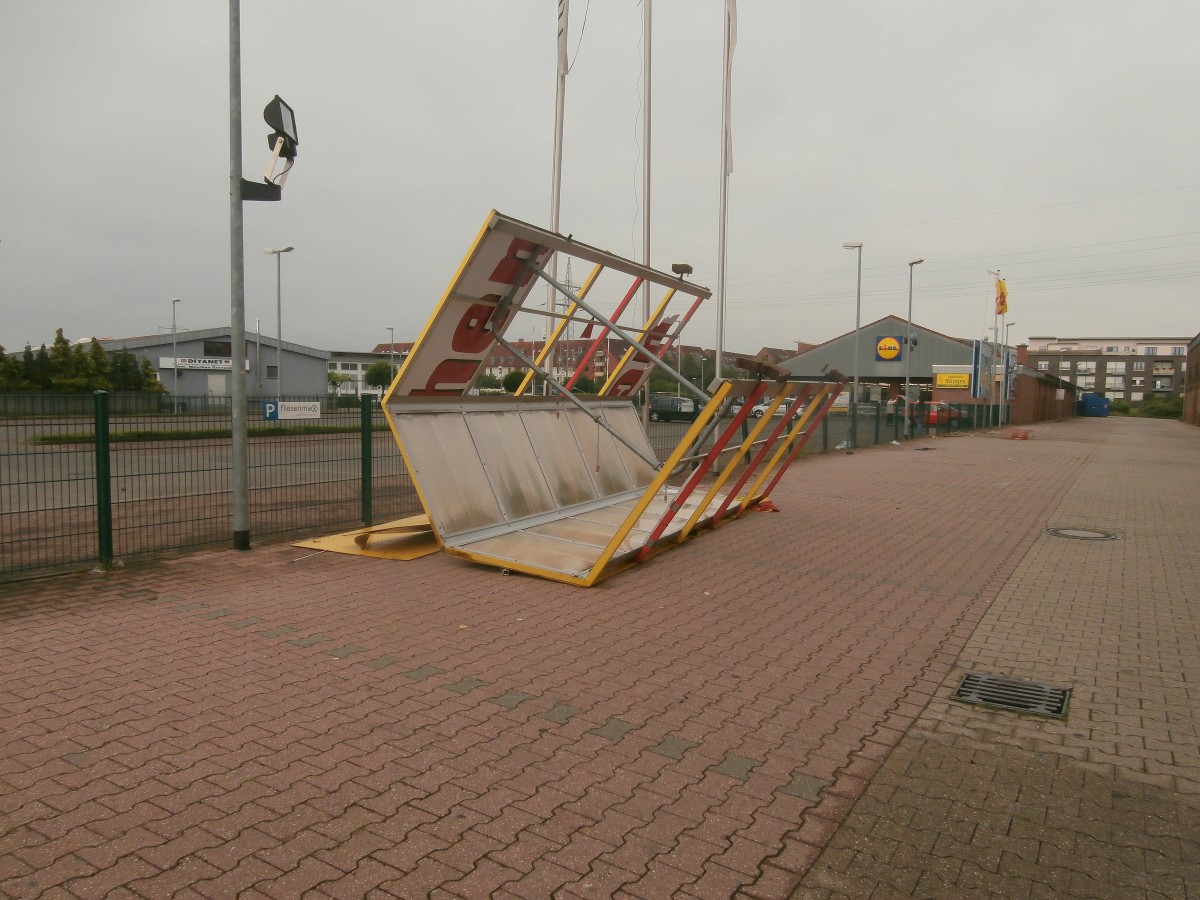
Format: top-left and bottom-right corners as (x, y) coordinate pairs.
(922, 403), (966, 425)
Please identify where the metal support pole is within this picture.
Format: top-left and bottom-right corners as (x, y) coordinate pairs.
(171, 297), (181, 414)
(229, 0), (250, 551)
(843, 242), (863, 449)
(360, 395), (373, 526)
(93, 391), (113, 569)
(904, 258), (923, 438)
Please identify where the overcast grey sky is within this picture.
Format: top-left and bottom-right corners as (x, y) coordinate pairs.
(2, 2), (1197, 358)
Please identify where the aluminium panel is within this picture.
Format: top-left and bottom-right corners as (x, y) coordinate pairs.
(467, 411), (559, 521)
(390, 411), (503, 536)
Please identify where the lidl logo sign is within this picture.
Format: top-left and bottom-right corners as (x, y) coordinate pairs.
(875, 336), (902, 361)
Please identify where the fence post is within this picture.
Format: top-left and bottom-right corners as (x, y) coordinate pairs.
(360, 395), (373, 527)
(874, 401), (881, 445)
(93, 390), (114, 568)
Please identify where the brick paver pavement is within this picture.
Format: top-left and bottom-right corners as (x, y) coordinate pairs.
(1, 417), (1196, 898)
(794, 417), (1200, 898)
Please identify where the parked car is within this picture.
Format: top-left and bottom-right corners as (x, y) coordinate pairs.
(649, 395), (698, 422)
(921, 403), (966, 425)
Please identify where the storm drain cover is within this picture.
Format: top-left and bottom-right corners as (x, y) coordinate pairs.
(1044, 526), (1121, 541)
(952, 672), (1070, 719)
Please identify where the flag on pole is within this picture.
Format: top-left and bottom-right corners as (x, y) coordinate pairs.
(995, 278), (1008, 316)
(557, 0), (569, 76)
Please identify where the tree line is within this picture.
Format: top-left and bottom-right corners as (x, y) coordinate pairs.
(0, 329), (164, 394)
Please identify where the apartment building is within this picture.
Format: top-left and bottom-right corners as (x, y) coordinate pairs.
(1025, 336), (1188, 403)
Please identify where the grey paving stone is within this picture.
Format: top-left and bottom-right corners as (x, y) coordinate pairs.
(446, 676), (489, 694)
(781, 771), (832, 801)
(540, 702), (582, 725)
(170, 602), (208, 612)
(588, 718), (640, 742)
(488, 690), (535, 709)
(405, 664), (446, 682)
(648, 735), (697, 760)
(227, 617), (265, 629)
(197, 609), (236, 619)
(256, 625), (299, 638)
(361, 654), (404, 669)
(288, 634), (329, 648)
(710, 754), (761, 781)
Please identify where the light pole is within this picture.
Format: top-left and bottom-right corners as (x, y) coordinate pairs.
(171, 297), (182, 414)
(264, 245), (294, 401)
(1003, 321), (1016, 424)
(843, 242), (863, 449)
(386, 326), (395, 379)
(904, 259), (923, 438)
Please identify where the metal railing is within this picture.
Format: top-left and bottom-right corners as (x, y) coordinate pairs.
(1, 395), (996, 581)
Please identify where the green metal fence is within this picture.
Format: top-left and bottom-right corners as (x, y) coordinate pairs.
(1, 394), (995, 581)
(1, 394), (418, 581)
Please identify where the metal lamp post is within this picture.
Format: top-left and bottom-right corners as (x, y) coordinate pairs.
(1003, 321), (1016, 424)
(904, 258), (923, 438)
(263, 245), (294, 401)
(843, 242), (863, 449)
(387, 326), (396, 389)
(171, 297), (182, 414)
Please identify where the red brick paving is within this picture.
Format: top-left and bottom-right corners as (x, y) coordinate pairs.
(2, 418), (1196, 898)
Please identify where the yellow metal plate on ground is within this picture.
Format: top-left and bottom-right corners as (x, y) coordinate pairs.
(293, 515), (439, 561)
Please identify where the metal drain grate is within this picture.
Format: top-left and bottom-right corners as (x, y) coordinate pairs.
(1044, 526), (1121, 541)
(952, 672), (1070, 719)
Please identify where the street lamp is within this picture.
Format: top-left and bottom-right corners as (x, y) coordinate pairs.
(843, 242), (863, 449)
(1003, 321), (1016, 425)
(904, 259), (924, 438)
(386, 326), (395, 377)
(171, 297), (182, 414)
(263, 245), (294, 401)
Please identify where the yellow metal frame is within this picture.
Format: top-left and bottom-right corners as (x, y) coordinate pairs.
(734, 382), (838, 516)
(597, 287), (678, 396)
(514, 262), (604, 397)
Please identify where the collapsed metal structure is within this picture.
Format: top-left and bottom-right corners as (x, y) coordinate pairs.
(381, 211), (846, 586)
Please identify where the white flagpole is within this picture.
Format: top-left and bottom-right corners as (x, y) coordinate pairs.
(641, 0), (652, 425)
(715, 0), (736, 378)
(546, 0), (569, 394)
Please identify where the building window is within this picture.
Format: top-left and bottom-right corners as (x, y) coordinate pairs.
(1109, 391), (1125, 400)
(1131, 391), (1144, 401)
(1106, 362), (1126, 375)
(1172, 346), (1185, 356)
(266, 365), (278, 380)
(1133, 361), (1145, 372)
(1144, 346), (1157, 356)
(1059, 361), (1070, 371)
(1153, 379), (1172, 391)
(1105, 377), (1124, 391)
(1075, 361), (1095, 374)
(328, 362), (337, 370)
(204, 340), (233, 357)
(1131, 377), (1144, 387)
(341, 363), (355, 370)
(1078, 376), (1095, 390)
(1036, 360), (1049, 371)
(1105, 346), (1119, 353)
